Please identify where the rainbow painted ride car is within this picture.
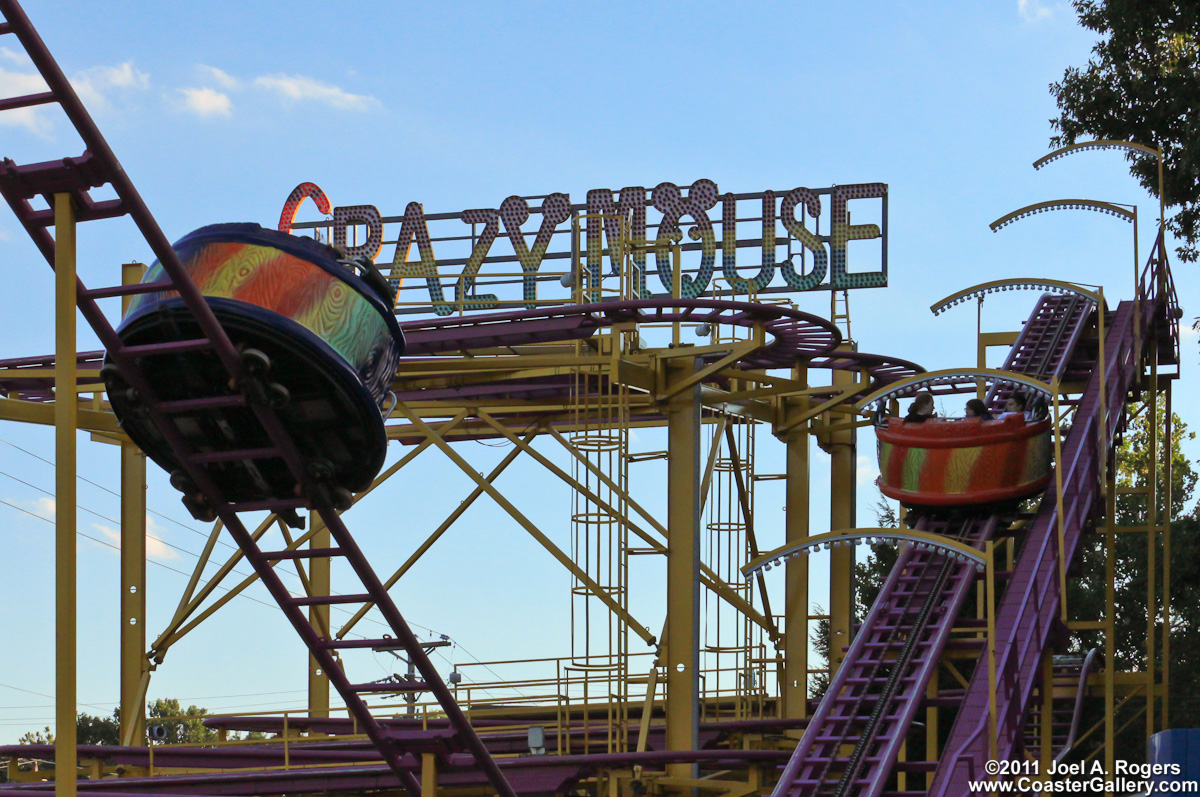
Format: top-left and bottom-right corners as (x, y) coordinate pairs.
(102, 223), (404, 516)
(876, 414), (1052, 507)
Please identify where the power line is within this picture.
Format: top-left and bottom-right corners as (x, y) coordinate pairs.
(0, 440), (470, 653)
(0, 498), (283, 615)
(0, 434), (240, 552)
(0, 682), (115, 715)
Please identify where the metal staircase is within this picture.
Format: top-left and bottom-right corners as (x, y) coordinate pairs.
(0, 3), (514, 795)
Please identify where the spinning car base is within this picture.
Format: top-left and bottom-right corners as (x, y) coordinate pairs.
(101, 224), (405, 526)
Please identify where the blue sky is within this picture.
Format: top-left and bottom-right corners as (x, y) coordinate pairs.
(0, 1), (1195, 740)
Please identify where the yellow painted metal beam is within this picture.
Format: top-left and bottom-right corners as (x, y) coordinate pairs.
(664, 357), (700, 782)
(0, 395), (121, 434)
(119, 443), (148, 745)
(827, 355), (856, 678)
(396, 403), (657, 646)
(119, 261), (148, 748)
(54, 193), (77, 797)
(783, 383), (810, 721)
(698, 415), (728, 514)
(774, 382), (863, 435)
(336, 430), (531, 640)
(544, 424), (778, 641)
(655, 341), (761, 402)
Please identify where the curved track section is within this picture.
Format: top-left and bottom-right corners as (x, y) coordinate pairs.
(402, 298), (843, 364)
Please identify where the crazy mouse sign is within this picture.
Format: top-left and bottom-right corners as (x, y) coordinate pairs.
(279, 180), (887, 316)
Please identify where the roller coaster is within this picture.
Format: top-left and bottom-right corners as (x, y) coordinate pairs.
(0, 3), (1183, 797)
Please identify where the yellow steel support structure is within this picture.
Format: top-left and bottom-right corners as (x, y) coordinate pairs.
(119, 262), (148, 747)
(1163, 380), (1172, 729)
(665, 357), (701, 783)
(308, 516), (331, 719)
(1104, 466), (1116, 795)
(826, 351), (856, 675)
(783, 366), (810, 721)
(54, 193), (77, 797)
(1146, 360), (1158, 743)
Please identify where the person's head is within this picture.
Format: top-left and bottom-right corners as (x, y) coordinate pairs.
(911, 391), (934, 416)
(965, 398), (988, 418)
(1005, 394), (1027, 413)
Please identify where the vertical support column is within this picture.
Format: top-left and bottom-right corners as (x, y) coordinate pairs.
(1162, 381), (1172, 729)
(54, 193), (77, 797)
(309, 515), (331, 718)
(783, 364), (810, 721)
(421, 752), (438, 797)
(119, 262), (148, 747)
(827, 354), (856, 675)
(1104, 466), (1116, 795)
(1146, 361), (1158, 741)
(665, 358), (700, 780)
(1039, 652), (1053, 779)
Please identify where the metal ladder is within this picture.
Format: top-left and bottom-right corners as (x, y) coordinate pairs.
(0, 3), (514, 795)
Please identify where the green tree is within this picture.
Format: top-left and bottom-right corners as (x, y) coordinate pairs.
(855, 498), (901, 621)
(1068, 401), (1197, 660)
(17, 710), (122, 749)
(809, 497), (902, 698)
(1064, 399), (1198, 764)
(76, 710), (120, 746)
(1049, 1), (1200, 263)
(16, 727), (53, 745)
(1115, 398), (1197, 524)
(147, 698), (217, 745)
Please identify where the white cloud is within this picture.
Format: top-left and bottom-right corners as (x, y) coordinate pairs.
(1018, 0), (1053, 22)
(1, 46), (32, 67)
(253, 73), (378, 111)
(197, 64), (240, 90)
(96, 523), (121, 547)
(0, 66), (53, 135)
(0, 59), (149, 135)
(856, 454), (880, 487)
(0, 228), (11, 242)
(178, 86), (232, 117)
(145, 516), (180, 560)
(70, 61), (149, 111)
(33, 496), (55, 520)
(91, 516), (179, 561)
